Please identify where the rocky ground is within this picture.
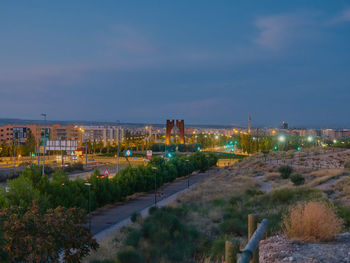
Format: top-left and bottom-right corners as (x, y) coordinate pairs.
(259, 233), (350, 263)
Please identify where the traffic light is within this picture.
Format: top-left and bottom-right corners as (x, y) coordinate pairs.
(31, 153), (36, 157)
(297, 147), (301, 151)
(274, 146), (278, 151)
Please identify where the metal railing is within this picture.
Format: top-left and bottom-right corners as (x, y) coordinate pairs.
(225, 214), (269, 263)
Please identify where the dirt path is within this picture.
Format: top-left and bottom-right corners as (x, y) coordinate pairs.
(255, 176), (272, 193)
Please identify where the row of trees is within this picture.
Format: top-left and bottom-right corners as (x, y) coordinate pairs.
(0, 152), (218, 212)
(0, 152), (217, 261)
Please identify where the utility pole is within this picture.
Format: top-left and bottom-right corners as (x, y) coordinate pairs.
(84, 182), (92, 230)
(85, 141), (88, 169)
(13, 134), (17, 176)
(41, 113), (47, 176)
(152, 167), (157, 206)
(116, 121), (120, 174)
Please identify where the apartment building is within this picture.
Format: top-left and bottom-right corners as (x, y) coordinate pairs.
(0, 124), (81, 145)
(82, 126), (124, 146)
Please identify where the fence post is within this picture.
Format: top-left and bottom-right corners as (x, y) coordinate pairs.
(225, 240), (239, 263)
(248, 214), (259, 263)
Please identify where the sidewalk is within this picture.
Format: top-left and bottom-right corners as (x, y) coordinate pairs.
(90, 170), (215, 237)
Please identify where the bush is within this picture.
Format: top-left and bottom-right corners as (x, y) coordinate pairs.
(344, 161), (350, 169)
(290, 173), (305, 186)
(278, 165), (293, 179)
(283, 201), (344, 242)
(118, 246), (143, 263)
(130, 212), (141, 223)
(120, 207), (206, 263)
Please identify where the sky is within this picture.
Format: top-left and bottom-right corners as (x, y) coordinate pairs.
(1, 1), (350, 128)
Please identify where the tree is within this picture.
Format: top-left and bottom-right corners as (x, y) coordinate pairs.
(22, 130), (37, 156)
(0, 201), (98, 262)
(6, 175), (41, 208)
(98, 138), (104, 153)
(0, 142), (10, 157)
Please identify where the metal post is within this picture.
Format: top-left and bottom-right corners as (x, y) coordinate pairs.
(13, 137), (16, 175)
(41, 113), (47, 176)
(186, 159), (190, 188)
(152, 167), (157, 206)
(85, 182), (92, 230)
(85, 142), (88, 169)
(117, 127), (120, 173)
(88, 185), (91, 230)
(37, 145), (39, 166)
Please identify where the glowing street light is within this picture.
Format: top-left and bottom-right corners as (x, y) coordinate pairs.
(333, 139), (337, 144)
(307, 136), (313, 142)
(278, 135), (286, 142)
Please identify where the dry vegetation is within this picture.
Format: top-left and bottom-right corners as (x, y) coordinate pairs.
(283, 201), (344, 242)
(85, 148), (350, 262)
(332, 176), (350, 209)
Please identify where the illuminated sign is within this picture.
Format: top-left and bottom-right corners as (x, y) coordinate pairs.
(75, 150), (83, 156)
(124, 149), (133, 157)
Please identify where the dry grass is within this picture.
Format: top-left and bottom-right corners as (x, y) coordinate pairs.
(283, 201), (344, 242)
(176, 172), (259, 206)
(305, 169), (342, 187)
(83, 224), (138, 262)
(332, 176), (350, 208)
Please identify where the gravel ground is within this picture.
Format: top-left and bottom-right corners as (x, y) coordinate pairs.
(260, 233), (350, 263)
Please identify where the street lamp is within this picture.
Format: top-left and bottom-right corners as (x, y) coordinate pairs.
(185, 159), (190, 188)
(84, 182), (92, 230)
(307, 136), (313, 142)
(152, 167), (157, 206)
(116, 120), (120, 174)
(41, 113), (47, 176)
(278, 135), (286, 142)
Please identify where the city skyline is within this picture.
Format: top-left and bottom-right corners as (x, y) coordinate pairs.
(1, 1), (350, 126)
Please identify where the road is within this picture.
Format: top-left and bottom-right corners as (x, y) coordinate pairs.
(90, 170), (217, 236)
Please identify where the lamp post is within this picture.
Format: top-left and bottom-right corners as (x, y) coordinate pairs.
(41, 113), (47, 176)
(152, 167), (157, 206)
(13, 133), (18, 176)
(116, 120), (120, 174)
(85, 182), (92, 230)
(186, 159), (190, 188)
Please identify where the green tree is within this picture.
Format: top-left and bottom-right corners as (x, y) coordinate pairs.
(0, 201), (98, 262)
(6, 175), (41, 208)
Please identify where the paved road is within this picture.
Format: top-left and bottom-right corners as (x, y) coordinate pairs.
(90, 170), (216, 235)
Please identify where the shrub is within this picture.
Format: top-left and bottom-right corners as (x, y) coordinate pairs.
(283, 201), (344, 242)
(344, 161), (350, 169)
(118, 246), (143, 263)
(130, 212), (142, 223)
(278, 165), (293, 179)
(290, 173), (305, 186)
(120, 207), (205, 262)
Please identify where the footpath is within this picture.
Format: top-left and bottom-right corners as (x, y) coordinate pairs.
(90, 169), (217, 240)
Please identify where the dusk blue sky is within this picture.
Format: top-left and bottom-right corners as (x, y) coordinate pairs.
(1, 1), (350, 127)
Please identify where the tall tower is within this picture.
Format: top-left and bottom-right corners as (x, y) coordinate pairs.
(166, 120), (175, 145)
(248, 115), (252, 134)
(176, 120), (185, 144)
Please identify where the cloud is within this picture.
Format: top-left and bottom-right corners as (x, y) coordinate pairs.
(254, 13), (315, 50)
(105, 25), (156, 54)
(328, 8), (350, 24)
